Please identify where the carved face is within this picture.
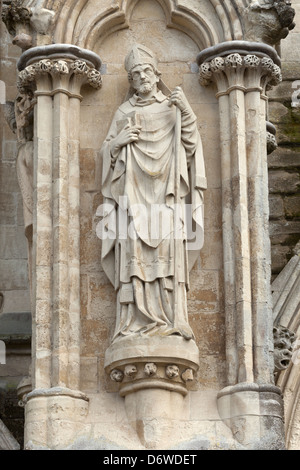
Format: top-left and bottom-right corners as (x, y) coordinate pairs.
(130, 64), (159, 96)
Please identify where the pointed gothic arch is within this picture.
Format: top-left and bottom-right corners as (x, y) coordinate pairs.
(47, 0), (245, 51)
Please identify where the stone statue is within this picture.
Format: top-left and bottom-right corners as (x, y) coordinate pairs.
(5, 87), (34, 292)
(100, 44), (206, 343)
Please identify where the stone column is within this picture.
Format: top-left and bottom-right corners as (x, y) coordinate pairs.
(197, 41), (285, 449)
(17, 45), (102, 449)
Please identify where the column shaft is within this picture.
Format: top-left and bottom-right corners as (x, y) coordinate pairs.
(33, 75), (53, 389)
(218, 92), (239, 385)
(245, 75), (274, 383)
(228, 85), (254, 383)
(67, 78), (82, 390)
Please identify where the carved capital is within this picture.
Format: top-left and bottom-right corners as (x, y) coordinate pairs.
(199, 53), (281, 93)
(197, 41), (282, 96)
(17, 58), (102, 92)
(17, 45), (102, 96)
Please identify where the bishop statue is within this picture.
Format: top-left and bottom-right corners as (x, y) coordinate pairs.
(100, 44), (206, 343)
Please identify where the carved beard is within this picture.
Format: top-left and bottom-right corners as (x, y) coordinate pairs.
(136, 82), (154, 95)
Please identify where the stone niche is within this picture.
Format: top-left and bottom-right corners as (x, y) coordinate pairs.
(15, 0), (291, 451)
(78, 0), (225, 450)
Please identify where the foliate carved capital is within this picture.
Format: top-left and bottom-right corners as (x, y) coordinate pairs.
(70, 60), (89, 75)
(199, 53), (282, 88)
(17, 58), (102, 91)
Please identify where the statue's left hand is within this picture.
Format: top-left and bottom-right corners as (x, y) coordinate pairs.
(168, 86), (192, 114)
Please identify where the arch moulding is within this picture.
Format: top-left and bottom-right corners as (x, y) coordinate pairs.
(50, 0), (244, 51)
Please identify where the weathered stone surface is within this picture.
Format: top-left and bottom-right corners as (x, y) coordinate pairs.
(268, 148), (300, 169)
(269, 170), (300, 194)
(269, 194), (285, 219)
(269, 101), (290, 123)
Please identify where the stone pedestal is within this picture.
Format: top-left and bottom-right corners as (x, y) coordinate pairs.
(105, 336), (199, 447)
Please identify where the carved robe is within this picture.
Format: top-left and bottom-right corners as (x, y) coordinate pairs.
(100, 90), (206, 341)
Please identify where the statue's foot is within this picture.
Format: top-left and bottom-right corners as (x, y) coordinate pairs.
(157, 324), (194, 340)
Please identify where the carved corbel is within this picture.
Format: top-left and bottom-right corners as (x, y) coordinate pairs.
(1, 0), (31, 37)
(1, 0), (33, 49)
(273, 325), (298, 372)
(1, 0), (55, 50)
(105, 336), (199, 398)
(243, 0), (296, 46)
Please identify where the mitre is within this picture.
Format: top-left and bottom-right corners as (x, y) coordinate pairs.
(125, 44), (158, 72)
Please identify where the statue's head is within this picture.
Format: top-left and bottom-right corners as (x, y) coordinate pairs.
(123, 44), (171, 99)
(125, 44), (161, 95)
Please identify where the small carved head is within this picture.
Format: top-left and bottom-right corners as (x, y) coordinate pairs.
(144, 363), (157, 377)
(110, 369), (124, 382)
(124, 364), (137, 378)
(181, 368), (194, 383)
(166, 364), (179, 379)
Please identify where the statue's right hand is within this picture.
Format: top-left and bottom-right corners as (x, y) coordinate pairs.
(111, 124), (141, 153)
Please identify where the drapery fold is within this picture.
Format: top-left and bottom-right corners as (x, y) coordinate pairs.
(100, 91), (206, 340)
